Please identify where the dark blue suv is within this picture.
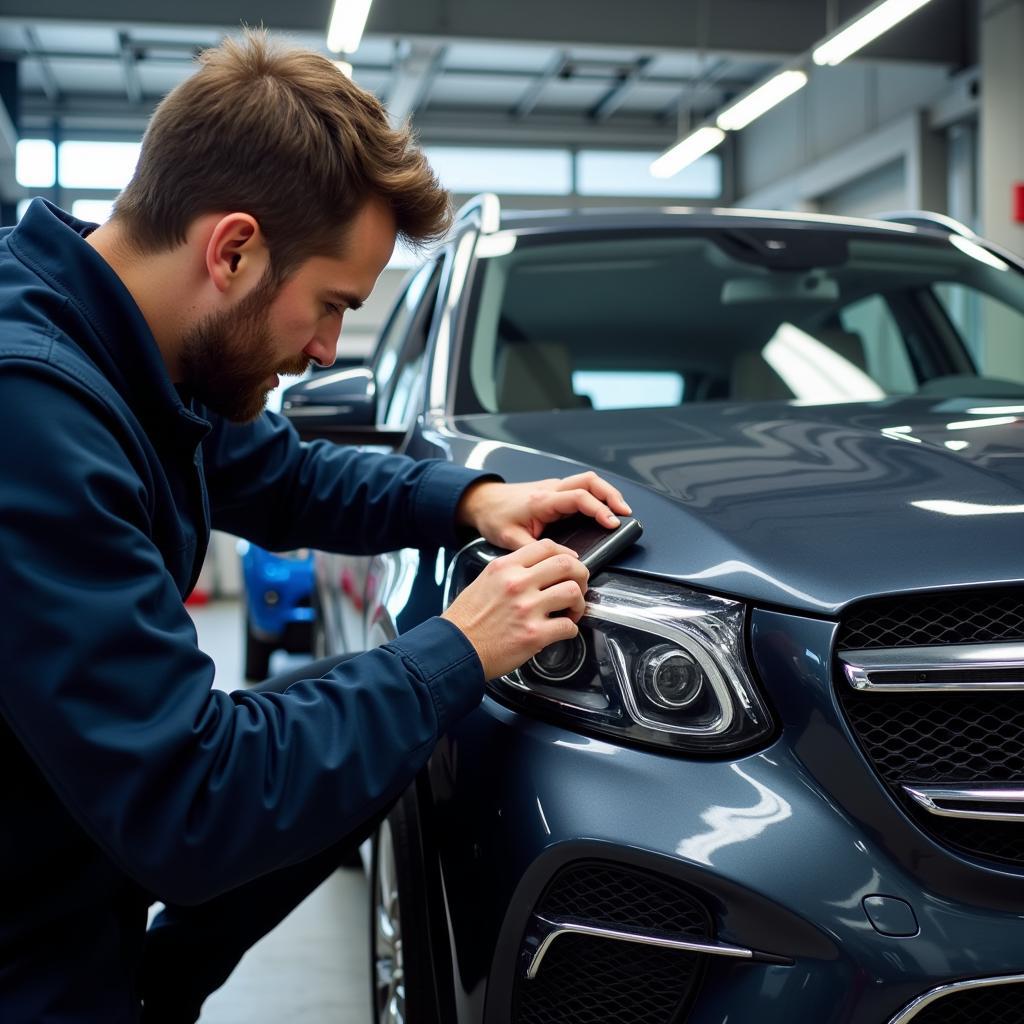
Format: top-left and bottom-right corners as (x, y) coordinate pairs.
(284, 196), (1024, 1024)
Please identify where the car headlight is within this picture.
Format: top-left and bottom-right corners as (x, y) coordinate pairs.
(444, 541), (774, 754)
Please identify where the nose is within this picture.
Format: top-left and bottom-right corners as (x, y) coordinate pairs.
(304, 337), (337, 369)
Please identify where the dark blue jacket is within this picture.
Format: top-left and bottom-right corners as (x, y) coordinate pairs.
(0, 200), (489, 1022)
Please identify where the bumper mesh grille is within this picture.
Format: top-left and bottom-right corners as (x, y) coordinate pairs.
(836, 588), (1024, 866)
(908, 983), (1024, 1023)
(838, 589), (1024, 650)
(536, 861), (710, 937)
(513, 861), (710, 1024)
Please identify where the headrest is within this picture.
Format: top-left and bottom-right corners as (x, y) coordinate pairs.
(496, 342), (588, 412)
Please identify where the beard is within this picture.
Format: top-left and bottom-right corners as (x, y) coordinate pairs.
(179, 271), (311, 423)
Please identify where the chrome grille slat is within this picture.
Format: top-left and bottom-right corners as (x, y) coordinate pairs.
(840, 643), (1024, 692)
(836, 588), (1024, 866)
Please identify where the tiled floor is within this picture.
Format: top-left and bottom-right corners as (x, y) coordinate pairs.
(188, 600), (372, 1024)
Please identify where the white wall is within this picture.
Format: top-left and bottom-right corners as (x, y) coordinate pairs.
(739, 62), (952, 198)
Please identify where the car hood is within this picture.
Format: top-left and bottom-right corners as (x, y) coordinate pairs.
(442, 397), (1024, 614)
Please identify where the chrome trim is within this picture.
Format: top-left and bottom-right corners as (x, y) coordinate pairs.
(454, 192), (501, 234)
(427, 229), (478, 416)
(524, 914), (754, 981)
(839, 643), (1024, 692)
(888, 973), (1024, 1024)
(903, 784), (1024, 822)
(874, 209), (977, 237)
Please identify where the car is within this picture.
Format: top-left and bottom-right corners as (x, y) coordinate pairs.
(283, 194), (1024, 1024)
(237, 541), (315, 680)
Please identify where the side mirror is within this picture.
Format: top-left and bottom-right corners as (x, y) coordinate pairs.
(282, 368), (404, 446)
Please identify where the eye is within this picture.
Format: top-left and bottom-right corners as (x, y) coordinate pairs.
(324, 302), (343, 317)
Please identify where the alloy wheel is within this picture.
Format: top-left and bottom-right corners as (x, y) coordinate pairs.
(374, 819), (405, 1024)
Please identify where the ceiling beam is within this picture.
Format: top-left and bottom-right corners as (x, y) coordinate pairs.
(23, 27), (60, 103)
(0, 0), (970, 65)
(590, 57), (651, 121)
(512, 50), (566, 119)
(384, 42), (445, 125)
(20, 94), (680, 148)
(117, 31), (143, 104)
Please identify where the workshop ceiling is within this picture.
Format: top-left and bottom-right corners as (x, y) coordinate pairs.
(0, 0), (972, 147)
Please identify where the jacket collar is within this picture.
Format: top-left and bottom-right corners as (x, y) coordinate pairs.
(9, 199), (210, 444)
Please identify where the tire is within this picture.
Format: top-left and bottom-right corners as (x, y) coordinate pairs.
(369, 783), (449, 1024)
(243, 613), (273, 682)
(311, 586), (328, 661)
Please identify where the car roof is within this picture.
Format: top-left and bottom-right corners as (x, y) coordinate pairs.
(484, 205), (951, 240)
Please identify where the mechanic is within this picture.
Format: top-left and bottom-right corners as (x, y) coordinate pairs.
(0, 30), (631, 1024)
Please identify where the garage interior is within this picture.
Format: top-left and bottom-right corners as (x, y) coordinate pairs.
(0, 1), (1018, 1021)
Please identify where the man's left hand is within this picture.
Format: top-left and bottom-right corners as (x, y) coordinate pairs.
(457, 472), (632, 550)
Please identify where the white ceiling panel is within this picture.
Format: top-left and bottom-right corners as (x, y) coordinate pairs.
(618, 82), (685, 114)
(443, 42), (556, 74)
(32, 24), (118, 53)
(135, 62), (196, 96)
(50, 58), (126, 94)
(429, 74), (529, 109)
(535, 79), (613, 112)
(646, 53), (709, 79)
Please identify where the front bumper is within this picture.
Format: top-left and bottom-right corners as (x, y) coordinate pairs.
(428, 608), (1024, 1024)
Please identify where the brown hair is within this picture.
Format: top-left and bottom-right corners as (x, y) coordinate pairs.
(114, 29), (451, 278)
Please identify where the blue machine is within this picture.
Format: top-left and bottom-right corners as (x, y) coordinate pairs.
(237, 540), (315, 681)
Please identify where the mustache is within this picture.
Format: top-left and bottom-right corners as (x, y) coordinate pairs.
(275, 356), (312, 377)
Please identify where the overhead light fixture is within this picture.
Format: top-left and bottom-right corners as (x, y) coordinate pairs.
(327, 0), (373, 54)
(813, 0), (935, 66)
(651, 126), (725, 179)
(716, 70), (808, 131)
(332, 60), (353, 78)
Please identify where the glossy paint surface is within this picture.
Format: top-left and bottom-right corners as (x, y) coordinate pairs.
(442, 396), (1024, 613)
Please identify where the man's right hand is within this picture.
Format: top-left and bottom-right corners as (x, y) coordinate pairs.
(441, 538), (590, 680)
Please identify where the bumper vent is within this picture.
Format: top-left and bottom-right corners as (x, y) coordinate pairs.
(837, 588), (1024, 866)
(513, 861), (711, 1024)
(903, 981), (1024, 1023)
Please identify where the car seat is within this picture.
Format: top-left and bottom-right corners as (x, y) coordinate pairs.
(495, 341), (591, 412)
(730, 327), (868, 400)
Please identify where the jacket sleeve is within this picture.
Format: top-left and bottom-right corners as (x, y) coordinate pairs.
(0, 367), (485, 905)
(203, 408), (497, 554)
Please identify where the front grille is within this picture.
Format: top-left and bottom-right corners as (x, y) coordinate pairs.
(837, 588), (1024, 867)
(838, 589), (1024, 650)
(908, 982), (1024, 1023)
(513, 861), (710, 1024)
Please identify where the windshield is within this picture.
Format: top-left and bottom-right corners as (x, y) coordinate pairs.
(454, 228), (1024, 414)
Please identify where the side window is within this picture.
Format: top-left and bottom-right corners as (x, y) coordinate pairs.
(381, 262), (444, 428)
(934, 284), (1024, 385)
(373, 263), (436, 408)
(838, 294), (918, 394)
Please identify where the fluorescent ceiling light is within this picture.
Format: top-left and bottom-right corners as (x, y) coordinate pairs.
(327, 0), (373, 54)
(333, 60), (353, 78)
(716, 70), (808, 131)
(650, 126), (725, 180)
(813, 0), (934, 66)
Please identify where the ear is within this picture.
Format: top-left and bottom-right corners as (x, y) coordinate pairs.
(205, 213), (269, 295)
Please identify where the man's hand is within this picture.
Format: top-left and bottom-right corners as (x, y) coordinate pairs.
(442, 538), (590, 680)
(457, 471), (632, 550)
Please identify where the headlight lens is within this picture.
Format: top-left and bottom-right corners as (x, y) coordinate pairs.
(444, 542), (773, 754)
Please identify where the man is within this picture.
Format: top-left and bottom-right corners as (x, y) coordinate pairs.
(0, 30), (630, 1024)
